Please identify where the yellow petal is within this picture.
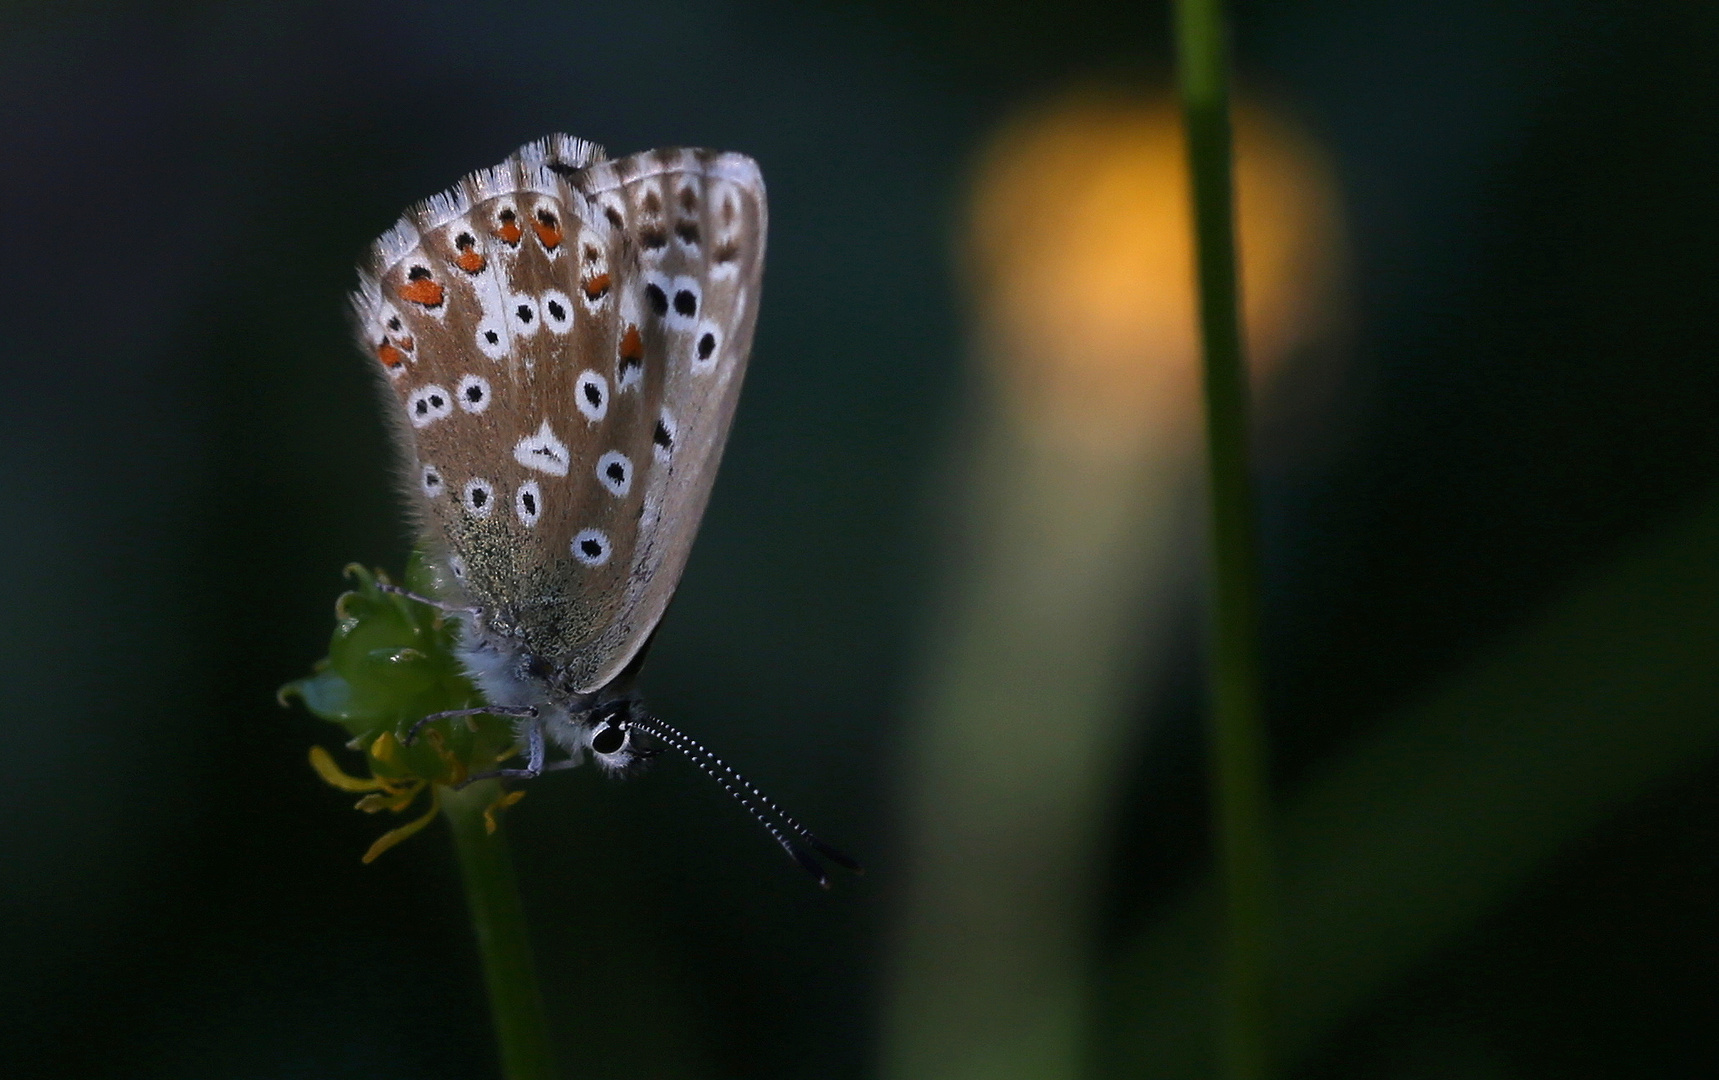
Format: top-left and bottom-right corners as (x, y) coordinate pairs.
(370, 730), (403, 768)
(484, 790), (527, 835)
(360, 787), (441, 864)
(355, 783), (422, 814)
(309, 746), (386, 793)
(424, 728), (469, 787)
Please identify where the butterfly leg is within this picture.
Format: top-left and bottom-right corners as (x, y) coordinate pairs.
(403, 705), (539, 746)
(458, 717), (554, 786)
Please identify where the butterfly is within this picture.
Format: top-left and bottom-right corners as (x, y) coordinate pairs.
(349, 134), (856, 885)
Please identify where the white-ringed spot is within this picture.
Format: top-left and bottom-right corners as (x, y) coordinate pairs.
(596, 451), (633, 497)
(463, 477), (496, 518)
(692, 319), (723, 371)
(509, 293), (541, 337)
(377, 304), (414, 360)
(581, 272), (612, 310)
(449, 555), (468, 580)
(475, 316), (509, 360)
(711, 251), (741, 281)
(575, 370), (608, 422)
(572, 528), (611, 567)
(381, 347), (408, 380)
(516, 480), (543, 527)
(421, 464), (445, 498)
(408, 385), (453, 428)
(457, 374), (492, 414)
(652, 410), (676, 462)
(493, 201), (523, 246)
(577, 230), (609, 298)
(397, 264), (444, 309)
(617, 323), (645, 391)
(541, 290), (573, 333)
(635, 182), (669, 255)
(450, 227), (486, 274)
(513, 419), (570, 477)
(529, 199), (565, 253)
(666, 275), (700, 331)
(642, 270), (672, 320)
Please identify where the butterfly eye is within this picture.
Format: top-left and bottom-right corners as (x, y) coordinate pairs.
(457, 374), (491, 414)
(591, 723), (625, 755)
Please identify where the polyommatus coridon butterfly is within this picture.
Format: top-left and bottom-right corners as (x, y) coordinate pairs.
(350, 134), (856, 884)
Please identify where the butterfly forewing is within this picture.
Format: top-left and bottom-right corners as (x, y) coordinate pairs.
(352, 135), (765, 695)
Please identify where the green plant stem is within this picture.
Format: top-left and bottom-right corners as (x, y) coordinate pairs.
(1106, 492), (1719, 1076)
(442, 781), (557, 1080)
(1174, 2), (1276, 1079)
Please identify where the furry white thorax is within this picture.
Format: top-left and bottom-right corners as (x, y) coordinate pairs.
(448, 607), (626, 773)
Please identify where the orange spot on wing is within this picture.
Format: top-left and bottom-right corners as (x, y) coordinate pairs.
(531, 218), (564, 250)
(619, 323), (643, 362)
(376, 341), (405, 368)
(583, 273), (611, 301)
(496, 219), (522, 245)
(456, 249), (486, 273)
(397, 278), (444, 307)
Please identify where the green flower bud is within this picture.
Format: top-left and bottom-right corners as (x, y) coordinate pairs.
(281, 554), (525, 860)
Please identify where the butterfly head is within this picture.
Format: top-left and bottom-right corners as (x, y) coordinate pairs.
(583, 698), (659, 775)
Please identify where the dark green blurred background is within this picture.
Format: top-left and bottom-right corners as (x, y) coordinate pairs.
(2, 1), (1716, 1077)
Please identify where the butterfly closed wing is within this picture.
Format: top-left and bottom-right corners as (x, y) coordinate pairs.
(348, 134), (855, 884)
(355, 133), (762, 696)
